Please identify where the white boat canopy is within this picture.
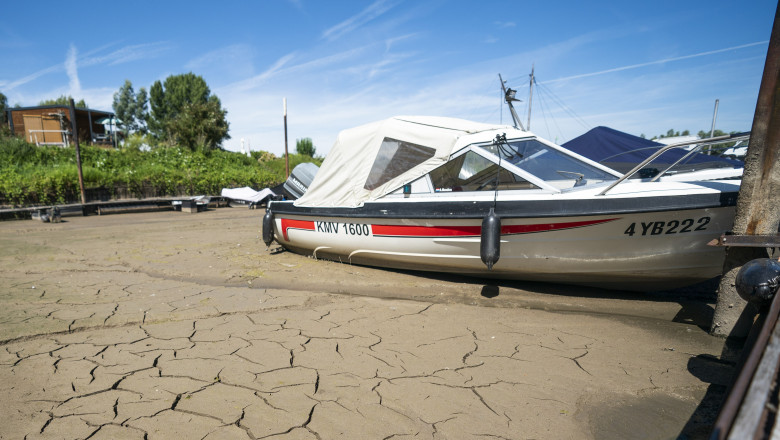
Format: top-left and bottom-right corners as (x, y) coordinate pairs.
(294, 116), (515, 208)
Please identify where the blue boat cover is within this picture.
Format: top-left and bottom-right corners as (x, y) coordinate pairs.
(562, 126), (742, 174)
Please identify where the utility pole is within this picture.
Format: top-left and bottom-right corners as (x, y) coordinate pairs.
(711, 4), (780, 338)
(283, 98), (290, 178)
(69, 98), (87, 205)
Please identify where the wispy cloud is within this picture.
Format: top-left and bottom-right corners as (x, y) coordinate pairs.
(542, 41), (768, 84)
(384, 33), (419, 51)
(223, 52), (297, 93)
(321, 0), (400, 41)
(2, 64), (61, 91)
(83, 42), (175, 67)
(2, 41), (174, 92)
(186, 44), (253, 70)
(65, 44), (81, 96)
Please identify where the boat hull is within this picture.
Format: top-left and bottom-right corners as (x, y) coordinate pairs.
(268, 202), (734, 291)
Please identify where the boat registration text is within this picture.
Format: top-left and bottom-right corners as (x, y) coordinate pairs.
(623, 216), (710, 237)
(316, 221), (371, 236)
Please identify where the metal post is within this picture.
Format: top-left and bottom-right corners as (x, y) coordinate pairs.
(87, 110), (94, 144)
(527, 64), (534, 131)
(69, 99), (87, 206)
(711, 4), (780, 337)
(284, 98), (290, 178)
(708, 99), (719, 155)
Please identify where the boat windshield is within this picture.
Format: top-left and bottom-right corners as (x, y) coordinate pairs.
(480, 139), (617, 187)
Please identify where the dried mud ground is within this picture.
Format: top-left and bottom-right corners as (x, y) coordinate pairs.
(0, 207), (736, 439)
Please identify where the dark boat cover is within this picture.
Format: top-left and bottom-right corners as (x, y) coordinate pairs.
(562, 126), (742, 174)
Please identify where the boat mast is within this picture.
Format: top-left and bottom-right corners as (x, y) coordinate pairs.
(527, 64), (534, 131)
(498, 74), (525, 131)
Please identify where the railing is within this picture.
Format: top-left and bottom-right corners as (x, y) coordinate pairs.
(597, 132), (750, 196)
(27, 129), (70, 147)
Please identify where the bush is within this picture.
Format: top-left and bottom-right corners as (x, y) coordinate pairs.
(0, 134), (323, 207)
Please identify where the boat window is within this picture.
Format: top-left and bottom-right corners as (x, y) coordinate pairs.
(364, 138), (436, 190)
(480, 139), (616, 186)
(429, 151), (539, 192)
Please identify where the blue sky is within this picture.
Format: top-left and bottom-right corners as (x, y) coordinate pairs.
(1, 0), (775, 155)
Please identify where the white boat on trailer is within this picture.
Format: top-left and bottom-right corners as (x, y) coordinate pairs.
(262, 115), (746, 291)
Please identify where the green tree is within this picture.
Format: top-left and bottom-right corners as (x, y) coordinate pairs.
(112, 80), (149, 135)
(148, 73), (229, 150)
(698, 129), (727, 139)
(296, 137), (316, 157)
(165, 100), (230, 152)
(0, 92), (7, 125)
(39, 95), (87, 108)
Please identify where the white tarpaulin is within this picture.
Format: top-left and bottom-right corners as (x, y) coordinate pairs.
(294, 116), (508, 208)
(221, 187), (276, 203)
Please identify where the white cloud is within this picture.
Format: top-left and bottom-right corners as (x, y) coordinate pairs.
(542, 41), (769, 85)
(84, 42), (175, 67)
(321, 0), (400, 41)
(185, 44), (254, 77)
(2, 41), (173, 93)
(65, 44), (81, 96)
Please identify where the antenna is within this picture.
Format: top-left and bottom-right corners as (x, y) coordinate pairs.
(498, 74), (525, 131)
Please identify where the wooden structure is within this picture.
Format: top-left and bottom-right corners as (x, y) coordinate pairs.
(6, 105), (116, 147)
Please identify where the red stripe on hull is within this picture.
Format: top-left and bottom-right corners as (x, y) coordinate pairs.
(371, 224), (481, 237)
(281, 218), (315, 241)
(371, 218), (619, 237)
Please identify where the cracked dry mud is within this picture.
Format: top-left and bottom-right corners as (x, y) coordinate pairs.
(0, 208), (733, 439)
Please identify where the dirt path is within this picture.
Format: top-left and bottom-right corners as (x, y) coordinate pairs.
(0, 208), (733, 439)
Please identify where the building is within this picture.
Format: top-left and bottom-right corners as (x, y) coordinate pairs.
(6, 105), (118, 147)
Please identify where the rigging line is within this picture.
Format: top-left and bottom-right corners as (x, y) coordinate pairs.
(536, 83), (591, 130)
(536, 83), (590, 130)
(537, 89), (567, 143)
(535, 86), (583, 140)
(535, 88), (555, 141)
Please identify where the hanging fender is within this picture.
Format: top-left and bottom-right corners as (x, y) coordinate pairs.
(262, 209), (275, 248)
(480, 207), (501, 270)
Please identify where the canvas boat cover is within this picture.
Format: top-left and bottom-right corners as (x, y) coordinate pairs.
(562, 126), (742, 174)
(221, 187), (276, 204)
(294, 116), (511, 208)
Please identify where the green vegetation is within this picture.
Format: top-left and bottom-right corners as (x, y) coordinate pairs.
(148, 73), (229, 151)
(296, 137), (316, 157)
(112, 80), (148, 135)
(1, 72), (322, 207)
(0, 92), (7, 125)
(38, 95), (87, 108)
(0, 133), (322, 207)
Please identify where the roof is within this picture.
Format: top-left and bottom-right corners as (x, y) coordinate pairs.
(8, 105), (114, 116)
(294, 116), (513, 208)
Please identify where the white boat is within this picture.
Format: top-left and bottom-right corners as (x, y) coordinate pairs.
(262, 116), (743, 291)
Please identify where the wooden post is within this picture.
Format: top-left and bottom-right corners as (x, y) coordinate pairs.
(284, 98), (290, 178)
(69, 99), (87, 206)
(711, 4), (780, 337)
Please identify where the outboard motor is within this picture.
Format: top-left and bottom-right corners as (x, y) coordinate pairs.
(735, 258), (780, 308)
(480, 208), (501, 270)
(262, 209), (275, 248)
(283, 162), (319, 200)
